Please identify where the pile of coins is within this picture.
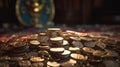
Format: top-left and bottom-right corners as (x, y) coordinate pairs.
(0, 28), (120, 67)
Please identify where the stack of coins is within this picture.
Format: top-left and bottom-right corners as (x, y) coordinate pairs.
(38, 32), (50, 50)
(47, 28), (62, 38)
(38, 50), (50, 60)
(50, 48), (65, 60)
(30, 57), (44, 67)
(29, 34), (39, 40)
(38, 32), (49, 43)
(29, 40), (40, 50)
(8, 39), (28, 56)
(50, 37), (64, 47)
(47, 28), (72, 61)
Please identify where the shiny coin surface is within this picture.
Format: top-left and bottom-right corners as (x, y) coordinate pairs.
(30, 57), (44, 62)
(48, 28), (61, 31)
(62, 40), (69, 46)
(82, 47), (95, 53)
(69, 47), (80, 51)
(50, 48), (65, 53)
(47, 61), (60, 67)
(39, 45), (50, 50)
(70, 36), (80, 41)
(30, 40), (40, 45)
(70, 53), (88, 60)
(62, 50), (71, 55)
(50, 37), (64, 47)
(50, 37), (63, 41)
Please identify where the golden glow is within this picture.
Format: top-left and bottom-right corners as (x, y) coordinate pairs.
(34, 8), (39, 12)
(34, 2), (39, 6)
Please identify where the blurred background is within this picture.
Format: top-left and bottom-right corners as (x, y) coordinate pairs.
(0, 0), (120, 28)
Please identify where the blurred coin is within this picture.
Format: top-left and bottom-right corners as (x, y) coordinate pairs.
(72, 41), (84, 48)
(30, 57), (44, 63)
(84, 41), (96, 48)
(93, 50), (106, 57)
(70, 53), (88, 60)
(82, 47), (95, 53)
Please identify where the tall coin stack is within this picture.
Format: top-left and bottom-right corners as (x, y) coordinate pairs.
(48, 28), (71, 61)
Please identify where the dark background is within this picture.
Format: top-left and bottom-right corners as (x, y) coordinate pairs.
(0, 0), (120, 28)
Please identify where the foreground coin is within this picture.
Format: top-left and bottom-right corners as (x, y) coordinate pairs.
(47, 61), (60, 67)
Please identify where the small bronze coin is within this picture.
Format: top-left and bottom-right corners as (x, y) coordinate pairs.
(70, 53), (88, 60)
(47, 61), (60, 67)
(92, 50), (106, 57)
(30, 40), (40, 46)
(82, 47), (95, 53)
(30, 57), (44, 62)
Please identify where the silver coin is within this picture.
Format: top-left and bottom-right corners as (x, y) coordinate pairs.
(72, 41), (84, 48)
